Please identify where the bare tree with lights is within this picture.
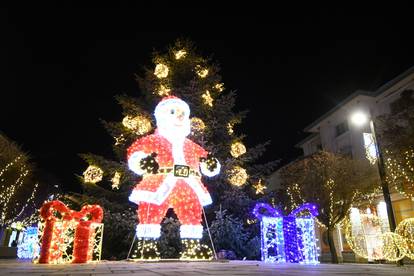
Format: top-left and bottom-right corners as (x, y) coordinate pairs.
(75, 40), (278, 259)
(278, 151), (378, 263)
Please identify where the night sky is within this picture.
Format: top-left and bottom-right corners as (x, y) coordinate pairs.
(2, 5), (414, 191)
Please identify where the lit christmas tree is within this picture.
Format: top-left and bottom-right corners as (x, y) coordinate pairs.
(77, 40), (278, 259)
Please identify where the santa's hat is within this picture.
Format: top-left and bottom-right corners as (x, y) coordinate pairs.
(154, 96), (190, 120)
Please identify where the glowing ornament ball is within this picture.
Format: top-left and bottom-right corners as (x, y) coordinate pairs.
(190, 117), (206, 135)
(154, 63), (169, 79)
(396, 218), (414, 259)
(230, 141), (246, 158)
(122, 115), (152, 135)
(227, 166), (248, 186)
(83, 165), (103, 183)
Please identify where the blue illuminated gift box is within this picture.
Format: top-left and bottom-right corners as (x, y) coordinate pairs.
(253, 203), (319, 264)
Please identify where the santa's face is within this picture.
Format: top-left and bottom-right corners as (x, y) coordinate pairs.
(156, 101), (191, 139)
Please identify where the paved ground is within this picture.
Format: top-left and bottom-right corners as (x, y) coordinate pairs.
(0, 259), (413, 275)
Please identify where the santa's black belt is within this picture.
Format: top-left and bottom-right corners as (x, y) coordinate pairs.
(158, 165), (200, 178)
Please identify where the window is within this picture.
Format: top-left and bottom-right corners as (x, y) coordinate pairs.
(335, 121), (349, 137)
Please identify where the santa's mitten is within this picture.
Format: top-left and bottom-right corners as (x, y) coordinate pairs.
(200, 153), (221, 177)
(139, 152), (159, 174)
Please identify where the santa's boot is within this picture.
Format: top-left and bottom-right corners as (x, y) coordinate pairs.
(130, 224), (160, 260)
(179, 225), (213, 260)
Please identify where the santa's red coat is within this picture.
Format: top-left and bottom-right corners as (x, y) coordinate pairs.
(127, 131), (212, 206)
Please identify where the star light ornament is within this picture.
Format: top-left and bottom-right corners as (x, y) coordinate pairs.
(195, 65), (208, 78)
(253, 179), (267, 195)
(154, 63), (169, 79)
(214, 83), (224, 92)
(83, 165), (103, 184)
(190, 117), (206, 135)
(157, 84), (171, 96)
(230, 141), (246, 158)
(202, 91), (213, 107)
(175, 49), (187, 60)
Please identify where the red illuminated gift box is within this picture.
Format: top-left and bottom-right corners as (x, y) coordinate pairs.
(37, 200), (104, 264)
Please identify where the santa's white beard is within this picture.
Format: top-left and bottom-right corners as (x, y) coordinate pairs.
(157, 122), (190, 165)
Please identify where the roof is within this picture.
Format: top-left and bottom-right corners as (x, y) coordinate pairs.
(303, 89), (374, 132)
(295, 132), (319, 148)
(374, 65), (414, 96)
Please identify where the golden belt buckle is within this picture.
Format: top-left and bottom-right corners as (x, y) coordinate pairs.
(174, 165), (190, 177)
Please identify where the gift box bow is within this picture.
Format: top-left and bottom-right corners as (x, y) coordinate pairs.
(253, 202), (318, 220)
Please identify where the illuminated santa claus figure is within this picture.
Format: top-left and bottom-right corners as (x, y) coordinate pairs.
(127, 96), (220, 243)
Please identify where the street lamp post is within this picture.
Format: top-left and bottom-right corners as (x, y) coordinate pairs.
(350, 111), (397, 232)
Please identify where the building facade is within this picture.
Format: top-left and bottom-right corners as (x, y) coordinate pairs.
(288, 66), (414, 262)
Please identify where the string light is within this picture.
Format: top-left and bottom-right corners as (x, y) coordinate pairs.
(122, 115), (152, 135)
(380, 232), (407, 262)
(230, 141), (246, 158)
(190, 117), (206, 135)
(154, 63), (169, 79)
(385, 149), (414, 198)
(111, 171), (121, 190)
(130, 238), (160, 260)
(227, 166), (248, 186)
(253, 179), (267, 195)
(37, 200), (104, 264)
(201, 90), (213, 107)
(180, 239), (213, 260)
(195, 65), (208, 78)
(175, 49), (187, 60)
(83, 165), (103, 183)
(253, 203), (319, 264)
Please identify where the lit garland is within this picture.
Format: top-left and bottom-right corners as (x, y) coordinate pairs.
(175, 49), (187, 60)
(253, 179), (267, 195)
(227, 166), (248, 186)
(214, 83), (224, 92)
(253, 203), (319, 264)
(195, 65), (208, 78)
(122, 115), (152, 135)
(395, 218), (414, 259)
(83, 165), (103, 184)
(190, 117), (206, 135)
(111, 171), (121, 190)
(154, 63), (169, 79)
(201, 90), (213, 107)
(37, 200), (104, 264)
(230, 141), (246, 158)
(157, 84), (171, 96)
(127, 96), (219, 259)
